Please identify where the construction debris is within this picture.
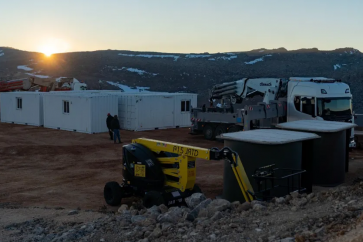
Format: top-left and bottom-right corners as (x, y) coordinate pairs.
(2, 181), (363, 242)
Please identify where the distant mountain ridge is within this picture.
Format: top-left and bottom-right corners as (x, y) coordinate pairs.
(0, 46), (362, 112)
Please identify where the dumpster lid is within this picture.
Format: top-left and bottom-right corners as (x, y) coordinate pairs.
(218, 129), (319, 145)
(276, 120), (357, 133)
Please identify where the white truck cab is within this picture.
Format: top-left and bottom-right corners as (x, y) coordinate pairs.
(287, 77), (354, 147)
(288, 77), (352, 122)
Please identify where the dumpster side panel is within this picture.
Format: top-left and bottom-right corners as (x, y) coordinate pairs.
(311, 131), (346, 186)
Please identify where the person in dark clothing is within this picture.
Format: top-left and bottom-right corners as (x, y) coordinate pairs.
(111, 115), (122, 143)
(202, 104), (206, 112)
(106, 113), (113, 140)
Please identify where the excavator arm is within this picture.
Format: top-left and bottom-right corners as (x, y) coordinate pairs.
(132, 138), (254, 202)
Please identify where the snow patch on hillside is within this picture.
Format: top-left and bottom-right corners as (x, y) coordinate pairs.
(185, 54), (211, 58)
(106, 81), (150, 93)
(213, 55), (237, 61)
(26, 73), (50, 78)
(344, 49), (360, 54)
(334, 64), (341, 70)
(118, 53), (180, 61)
(125, 68), (158, 76)
(118, 52), (241, 61)
(112, 67), (125, 71)
(244, 55), (272, 65)
(17, 65), (33, 71)
(110, 66), (158, 76)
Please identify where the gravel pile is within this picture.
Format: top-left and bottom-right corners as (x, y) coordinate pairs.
(3, 181), (363, 242)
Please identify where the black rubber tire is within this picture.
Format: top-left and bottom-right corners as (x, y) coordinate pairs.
(143, 191), (165, 208)
(104, 181), (122, 206)
(228, 125), (241, 133)
(192, 184), (202, 194)
(215, 125), (227, 142)
(203, 125), (215, 140)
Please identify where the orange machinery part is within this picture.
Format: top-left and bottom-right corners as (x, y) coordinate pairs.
(0, 80), (25, 92)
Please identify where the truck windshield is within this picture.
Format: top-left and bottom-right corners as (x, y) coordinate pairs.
(317, 98), (352, 119)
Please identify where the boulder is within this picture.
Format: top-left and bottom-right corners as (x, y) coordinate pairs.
(118, 204), (129, 213)
(206, 199), (231, 214)
(238, 202), (252, 212)
(185, 193), (207, 209)
(253, 204), (266, 211)
(157, 207), (183, 223)
(185, 198), (212, 221)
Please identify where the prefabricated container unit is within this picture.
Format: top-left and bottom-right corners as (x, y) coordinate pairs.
(114, 92), (197, 131)
(43, 93), (118, 134)
(0, 92), (44, 126)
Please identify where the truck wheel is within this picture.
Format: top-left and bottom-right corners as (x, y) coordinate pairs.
(143, 191), (165, 208)
(104, 181), (122, 206)
(203, 125), (215, 140)
(215, 125), (227, 142)
(228, 125), (241, 133)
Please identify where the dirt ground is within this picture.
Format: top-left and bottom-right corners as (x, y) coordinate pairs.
(1, 122), (363, 212)
(0, 123), (225, 211)
(2, 123), (363, 241)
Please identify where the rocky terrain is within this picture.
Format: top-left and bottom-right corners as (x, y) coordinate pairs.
(2, 179), (363, 242)
(0, 47), (362, 112)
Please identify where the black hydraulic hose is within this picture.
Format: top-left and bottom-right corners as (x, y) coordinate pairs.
(239, 78), (250, 99)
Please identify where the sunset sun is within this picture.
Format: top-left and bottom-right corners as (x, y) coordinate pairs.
(40, 46), (56, 57)
(38, 38), (69, 57)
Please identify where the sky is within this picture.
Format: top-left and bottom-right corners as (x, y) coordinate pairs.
(0, 0), (362, 54)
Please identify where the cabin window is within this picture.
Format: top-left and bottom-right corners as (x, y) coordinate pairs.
(294, 96), (301, 111)
(181, 100), (190, 112)
(63, 100), (70, 113)
(16, 97), (22, 109)
(301, 97), (315, 116)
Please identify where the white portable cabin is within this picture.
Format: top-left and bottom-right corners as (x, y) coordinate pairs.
(42, 92), (118, 133)
(0, 92), (44, 126)
(113, 92), (198, 131)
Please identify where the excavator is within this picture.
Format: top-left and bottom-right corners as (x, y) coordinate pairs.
(0, 77), (87, 92)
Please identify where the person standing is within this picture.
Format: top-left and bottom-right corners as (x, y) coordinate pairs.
(106, 113), (113, 140)
(111, 115), (122, 143)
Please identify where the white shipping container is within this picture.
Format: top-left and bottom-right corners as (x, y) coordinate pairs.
(0, 92), (44, 126)
(115, 93), (197, 131)
(43, 93), (118, 133)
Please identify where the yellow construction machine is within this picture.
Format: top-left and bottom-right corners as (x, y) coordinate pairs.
(104, 138), (254, 208)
